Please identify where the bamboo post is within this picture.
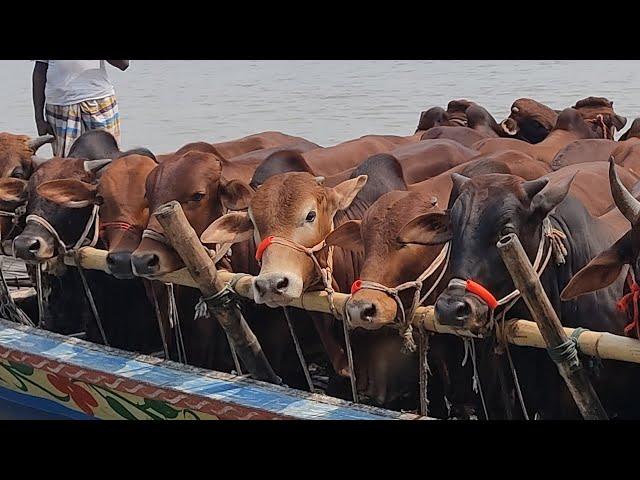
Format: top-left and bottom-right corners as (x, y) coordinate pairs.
(496, 233), (608, 420)
(153, 201), (281, 385)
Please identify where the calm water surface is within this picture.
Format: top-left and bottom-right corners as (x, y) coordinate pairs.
(2, 60), (640, 154)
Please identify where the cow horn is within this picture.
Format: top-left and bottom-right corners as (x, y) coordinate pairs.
(84, 158), (112, 173)
(522, 178), (549, 199)
(451, 173), (470, 191)
(26, 134), (54, 152)
(609, 156), (640, 224)
(511, 106), (520, 113)
(31, 155), (51, 169)
(314, 176), (326, 185)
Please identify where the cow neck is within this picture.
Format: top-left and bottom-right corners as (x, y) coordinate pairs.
(348, 242), (451, 354)
(24, 203), (100, 255)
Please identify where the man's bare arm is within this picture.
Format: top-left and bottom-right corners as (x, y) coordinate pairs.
(32, 61), (53, 135)
(106, 60), (130, 71)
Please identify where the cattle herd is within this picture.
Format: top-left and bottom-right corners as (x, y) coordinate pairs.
(2, 95), (640, 419)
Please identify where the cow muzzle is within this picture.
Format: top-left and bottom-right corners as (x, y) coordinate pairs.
(252, 272), (303, 307)
(345, 291), (398, 330)
(12, 233), (55, 262)
(131, 250), (161, 277)
(106, 250), (135, 279)
(435, 288), (489, 335)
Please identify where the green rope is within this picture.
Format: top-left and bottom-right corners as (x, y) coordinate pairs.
(546, 327), (588, 368)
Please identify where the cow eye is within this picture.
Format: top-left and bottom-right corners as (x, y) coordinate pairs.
(305, 210), (316, 223)
(10, 167), (24, 179)
(191, 192), (205, 202)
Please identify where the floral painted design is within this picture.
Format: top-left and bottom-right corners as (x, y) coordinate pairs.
(0, 358), (215, 420)
(47, 373), (98, 415)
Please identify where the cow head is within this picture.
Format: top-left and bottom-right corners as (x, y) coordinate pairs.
(131, 150), (253, 278)
(573, 97), (626, 140)
(11, 157), (110, 262)
(553, 108), (603, 139)
(200, 172), (367, 307)
(562, 158), (639, 301)
(36, 155), (157, 278)
(399, 172), (575, 335)
(0, 133), (54, 180)
(326, 191), (441, 330)
(500, 98), (559, 144)
(446, 99), (476, 127)
(415, 107), (449, 132)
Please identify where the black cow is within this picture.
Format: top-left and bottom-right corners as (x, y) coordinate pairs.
(399, 171), (640, 418)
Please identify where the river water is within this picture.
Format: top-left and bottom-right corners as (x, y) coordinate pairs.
(2, 60), (640, 154)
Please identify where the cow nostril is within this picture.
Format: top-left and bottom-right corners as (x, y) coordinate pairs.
(361, 303), (377, 321)
(276, 277), (289, 292)
(254, 280), (266, 297)
(147, 254), (159, 267)
(455, 302), (471, 320)
(106, 255), (116, 265)
(28, 239), (40, 252)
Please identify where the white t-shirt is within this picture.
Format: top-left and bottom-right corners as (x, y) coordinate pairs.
(36, 60), (116, 106)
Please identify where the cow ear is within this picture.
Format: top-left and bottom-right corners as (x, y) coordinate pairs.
(528, 174), (575, 217)
(220, 178), (254, 211)
(0, 178), (28, 204)
(398, 212), (452, 245)
(200, 211), (254, 245)
(324, 220), (363, 253)
(36, 179), (97, 208)
(561, 232), (633, 300)
(328, 175), (368, 211)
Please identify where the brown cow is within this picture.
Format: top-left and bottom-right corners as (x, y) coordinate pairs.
(0, 133), (54, 179)
(36, 154), (159, 279)
(200, 158), (424, 407)
(156, 131), (316, 163)
(474, 108), (602, 165)
(302, 135), (411, 176)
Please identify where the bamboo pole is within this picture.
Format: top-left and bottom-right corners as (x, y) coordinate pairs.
(152, 201), (281, 385)
(63, 246), (640, 366)
(497, 233), (607, 420)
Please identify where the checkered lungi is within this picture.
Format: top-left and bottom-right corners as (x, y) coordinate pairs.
(45, 94), (121, 157)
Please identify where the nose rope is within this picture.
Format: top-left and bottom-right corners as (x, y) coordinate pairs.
(461, 337), (489, 420)
(587, 114), (611, 140)
(23, 203), (100, 255)
(349, 242), (451, 354)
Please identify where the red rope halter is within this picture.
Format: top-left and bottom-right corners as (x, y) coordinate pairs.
(255, 235), (275, 262)
(617, 272), (640, 339)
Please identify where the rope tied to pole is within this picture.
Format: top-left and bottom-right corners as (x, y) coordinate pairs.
(547, 327), (589, 369)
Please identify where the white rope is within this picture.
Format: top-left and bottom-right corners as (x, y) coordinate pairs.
(24, 203), (100, 254)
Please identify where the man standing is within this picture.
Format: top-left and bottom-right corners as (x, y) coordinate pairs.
(32, 60), (129, 157)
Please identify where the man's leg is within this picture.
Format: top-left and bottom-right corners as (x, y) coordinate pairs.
(45, 103), (82, 157)
(79, 95), (121, 145)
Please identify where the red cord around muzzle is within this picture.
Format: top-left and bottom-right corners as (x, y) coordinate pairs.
(464, 279), (499, 310)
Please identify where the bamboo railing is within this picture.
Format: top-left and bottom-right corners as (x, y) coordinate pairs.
(62, 246), (640, 366)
